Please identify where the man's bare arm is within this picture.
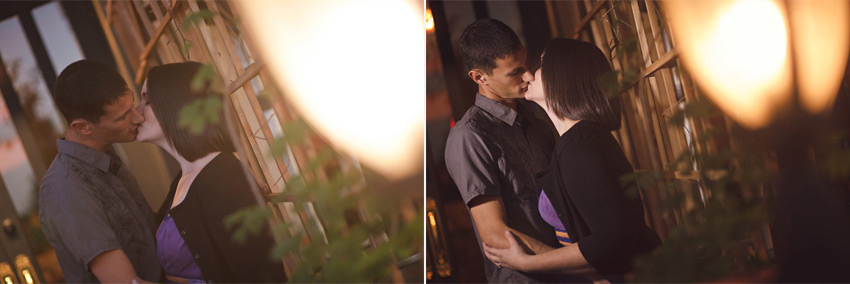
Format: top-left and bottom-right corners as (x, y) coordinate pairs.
(509, 228), (555, 255)
(89, 249), (151, 283)
(469, 196), (553, 254)
(469, 196), (511, 249)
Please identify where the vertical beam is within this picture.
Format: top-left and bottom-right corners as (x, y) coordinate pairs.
(517, 1), (551, 69)
(472, 0), (489, 20)
(428, 0), (475, 122)
(90, 0), (133, 88)
(18, 12), (57, 94)
(0, 55), (49, 180)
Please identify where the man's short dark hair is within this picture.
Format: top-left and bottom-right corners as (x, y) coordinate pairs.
(147, 61), (235, 162)
(542, 38), (621, 131)
(53, 59), (128, 124)
(458, 19), (523, 74)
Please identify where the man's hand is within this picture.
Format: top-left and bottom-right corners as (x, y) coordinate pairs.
(483, 231), (531, 271)
(89, 249), (151, 283)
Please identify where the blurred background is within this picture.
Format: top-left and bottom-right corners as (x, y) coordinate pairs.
(426, 0), (850, 282)
(0, 0), (423, 283)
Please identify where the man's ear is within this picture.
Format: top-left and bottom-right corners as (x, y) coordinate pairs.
(70, 119), (93, 135)
(468, 69), (488, 85)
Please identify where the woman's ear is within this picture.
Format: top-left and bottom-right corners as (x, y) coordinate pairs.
(70, 119), (93, 135)
(468, 69), (488, 86)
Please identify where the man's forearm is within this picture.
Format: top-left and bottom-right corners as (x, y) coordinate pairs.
(510, 228), (554, 255)
(89, 249), (151, 283)
(520, 243), (597, 275)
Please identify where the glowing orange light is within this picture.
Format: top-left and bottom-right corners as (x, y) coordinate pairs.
(664, 0), (850, 129)
(426, 9), (434, 32)
(22, 270), (32, 284)
(231, 0), (424, 180)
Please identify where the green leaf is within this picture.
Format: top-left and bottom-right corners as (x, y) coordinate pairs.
(182, 10), (218, 30)
(178, 96), (222, 135)
(282, 119), (311, 145)
(190, 63), (219, 92)
(181, 40), (194, 57)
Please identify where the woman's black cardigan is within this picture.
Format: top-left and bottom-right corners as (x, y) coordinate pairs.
(156, 152), (287, 283)
(537, 121), (661, 280)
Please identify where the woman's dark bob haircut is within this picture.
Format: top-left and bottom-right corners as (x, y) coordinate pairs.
(147, 61), (234, 161)
(542, 38), (622, 131)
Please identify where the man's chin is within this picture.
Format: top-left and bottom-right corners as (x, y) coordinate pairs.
(513, 92), (528, 100)
(119, 135), (138, 143)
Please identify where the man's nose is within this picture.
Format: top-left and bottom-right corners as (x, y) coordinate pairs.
(131, 105), (145, 124)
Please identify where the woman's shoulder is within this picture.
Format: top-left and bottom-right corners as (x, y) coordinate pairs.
(557, 121), (615, 152)
(193, 152), (252, 192)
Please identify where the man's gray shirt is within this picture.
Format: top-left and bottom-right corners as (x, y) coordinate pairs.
(445, 94), (560, 283)
(39, 139), (161, 283)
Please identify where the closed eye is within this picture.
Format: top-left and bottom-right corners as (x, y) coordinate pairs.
(114, 107), (132, 122)
(508, 68), (526, 77)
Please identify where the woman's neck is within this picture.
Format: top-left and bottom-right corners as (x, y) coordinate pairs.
(154, 139), (221, 208)
(542, 104), (580, 136)
(151, 138), (219, 175)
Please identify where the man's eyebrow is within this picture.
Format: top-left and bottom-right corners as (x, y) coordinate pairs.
(508, 67), (525, 76)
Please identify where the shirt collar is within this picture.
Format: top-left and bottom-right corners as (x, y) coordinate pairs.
(56, 139), (122, 174)
(475, 93), (519, 126)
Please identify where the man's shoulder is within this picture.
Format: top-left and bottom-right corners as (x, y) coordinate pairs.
(452, 105), (510, 139)
(40, 155), (101, 204)
(42, 156), (73, 192)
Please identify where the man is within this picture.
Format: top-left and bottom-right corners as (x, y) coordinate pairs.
(445, 19), (559, 282)
(40, 59), (161, 283)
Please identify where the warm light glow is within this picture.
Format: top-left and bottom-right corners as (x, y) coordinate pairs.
(3, 276), (12, 284)
(428, 211), (436, 227)
(232, 1), (425, 180)
(665, 0), (791, 129)
(787, 0), (850, 114)
(21, 270), (32, 284)
(664, 0), (850, 129)
(426, 9), (435, 32)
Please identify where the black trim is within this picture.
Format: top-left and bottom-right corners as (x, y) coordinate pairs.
(18, 12), (57, 94)
(0, 54), (24, 118)
(60, 2), (120, 73)
(472, 0), (489, 20)
(517, 1), (551, 69)
(0, 1), (49, 21)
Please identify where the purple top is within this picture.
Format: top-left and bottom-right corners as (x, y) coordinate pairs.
(539, 191), (573, 245)
(157, 212), (205, 282)
(538, 191), (565, 231)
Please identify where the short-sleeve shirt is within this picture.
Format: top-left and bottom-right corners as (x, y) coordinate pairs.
(39, 139), (162, 283)
(445, 94), (560, 283)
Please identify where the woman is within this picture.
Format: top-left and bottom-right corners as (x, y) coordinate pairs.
(483, 38), (662, 282)
(136, 62), (286, 283)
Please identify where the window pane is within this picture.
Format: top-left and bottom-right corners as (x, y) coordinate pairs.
(0, 16), (65, 134)
(0, 90), (36, 216)
(32, 2), (85, 74)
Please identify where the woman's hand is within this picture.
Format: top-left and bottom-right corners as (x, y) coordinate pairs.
(482, 231), (530, 271)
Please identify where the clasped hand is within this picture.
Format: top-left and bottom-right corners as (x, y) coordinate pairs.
(482, 231), (528, 271)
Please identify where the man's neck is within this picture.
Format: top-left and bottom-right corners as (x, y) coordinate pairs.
(479, 85), (517, 109)
(65, 131), (110, 152)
